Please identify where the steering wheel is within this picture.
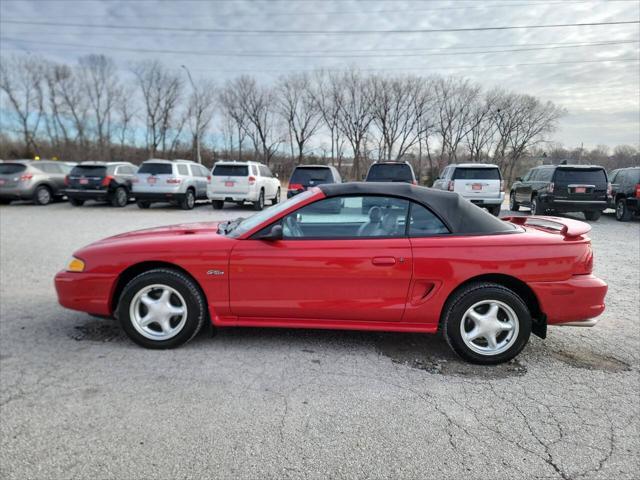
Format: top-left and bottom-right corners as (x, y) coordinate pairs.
(284, 215), (304, 238)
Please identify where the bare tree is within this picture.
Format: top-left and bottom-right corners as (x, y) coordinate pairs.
(335, 69), (374, 179)
(78, 54), (120, 159)
(185, 79), (216, 163)
(115, 87), (136, 158)
(277, 73), (322, 164)
(219, 81), (250, 161)
(0, 55), (44, 156)
(465, 94), (496, 162)
(132, 60), (182, 157)
(312, 70), (344, 167)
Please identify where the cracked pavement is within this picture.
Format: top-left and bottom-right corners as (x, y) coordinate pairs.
(1, 201), (638, 479)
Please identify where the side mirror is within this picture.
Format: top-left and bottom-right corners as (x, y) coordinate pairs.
(258, 224), (283, 241)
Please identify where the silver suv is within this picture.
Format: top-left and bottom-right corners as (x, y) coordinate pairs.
(132, 159), (210, 210)
(0, 160), (75, 205)
(432, 163), (505, 216)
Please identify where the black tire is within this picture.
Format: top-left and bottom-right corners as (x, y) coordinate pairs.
(272, 188), (281, 205)
(530, 196), (542, 215)
(33, 185), (52, 205)
(136, 200), (151, 209)
(111, 186), (128, 207)
(117, 268), (207, 349)
(509, 192), (520, 212)
(69, 197), (85, 207)
(488, 205), (501, 217)
(442, 282), (532, 365)
(180, 189), (195, 210)
(584, 210), (601, 221)
(253, 189), (265, 211)
(212, 200), (224, 210)
(615, 198), (632, 222)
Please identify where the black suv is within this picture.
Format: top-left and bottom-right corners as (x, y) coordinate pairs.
(608, 167), (640, 221)
(287, 165), (342, 198)
(364, 161), (417, 184)
(509, 164), (608, 221)
(65, 161), (137, 207)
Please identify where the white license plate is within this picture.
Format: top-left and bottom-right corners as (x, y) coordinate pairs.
(472, 184), (482, 191)
(147, 177), (157, 184)
(79, 178), (89, 185)
(225, 181), (234, 187)
(575, 187), (586, 193)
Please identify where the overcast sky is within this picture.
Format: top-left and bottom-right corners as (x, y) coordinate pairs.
(1, 0), (638, 149)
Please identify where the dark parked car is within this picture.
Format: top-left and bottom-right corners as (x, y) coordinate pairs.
(608, 166), (640, 221)
(510, 164), (609, 221)
(287, 165), (342, 198)
(364, 161), (417, 184)
(65, 162), (137, 207)
(0, 160), (74, 205)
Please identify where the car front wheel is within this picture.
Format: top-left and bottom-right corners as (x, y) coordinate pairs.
(253, 189), (265, 210)
(615, 199), (632, 221)
(273, 188), (281, 205)
(531, 196), (542, 215)
(118, 269), (206, 349)
(442, 282), (532, 364)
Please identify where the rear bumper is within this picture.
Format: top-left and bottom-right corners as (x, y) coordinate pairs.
(539, 195), (607, 212)
(133, 191), (187, 202)
(530, 274), (607, 325)
(208, 190), (258, 202)
(65, 188), (110, 200)
(54, 270), (115, 316)
(0, 187), (34, 200)
(462, 193), (504, 206)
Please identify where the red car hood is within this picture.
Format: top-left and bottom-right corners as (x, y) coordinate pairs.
(98, 222), (223, 244)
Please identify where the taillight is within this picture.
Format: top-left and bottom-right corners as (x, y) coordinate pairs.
(248, 176), (256, 185)
(288, 183), (304, 191)
(166, 178), (181, 184)
(64, 175), (69, 186)
(19, 174), (33, 182)
(447, 180), (454, 192)
(607, 182), (612, 196)
(576, 244), (594, 275)
(500, 180), (505, 192)
(549, 182), (554, 193)
(635, 184), (640, 198)
(207, 175), (211, 182)
(101, 175), (114, 187)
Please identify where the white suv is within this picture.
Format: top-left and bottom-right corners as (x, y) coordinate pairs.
(133, 159), (211, 210)
(432, 163), (505, 216)
(208, 161), (281, 210)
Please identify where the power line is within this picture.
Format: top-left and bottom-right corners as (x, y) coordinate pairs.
(2, 19), (638, 36)
(2, 37), (636, 58)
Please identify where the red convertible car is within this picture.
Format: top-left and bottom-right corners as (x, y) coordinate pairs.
(55, 183), (607, 364)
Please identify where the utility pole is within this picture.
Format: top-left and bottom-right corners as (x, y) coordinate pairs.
(181, 65), (202, 164)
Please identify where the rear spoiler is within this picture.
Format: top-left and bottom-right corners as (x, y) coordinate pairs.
(502, 216), (591, 238)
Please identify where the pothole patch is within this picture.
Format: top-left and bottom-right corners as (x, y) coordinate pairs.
(550, 350), (631, 372)
(70, 320), (125, 342)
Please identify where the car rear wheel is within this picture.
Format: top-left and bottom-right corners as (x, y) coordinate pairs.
(136, 200), (151, 209)
(509, 192), (520, 211)
(584, 210), (601, 221)
(117, 269), (206, 349)
(253, 189), (265, 210)
(488, 205), (501, 216)
(442, 282), (532, 364)
(272, 188), (281, 205)
(111, 187), (128, 207)
(69, 197), (84, 207)
(180, 189), (195, 210)
(615, 199), (632, 222)
(33, 185), (52, 205)
(530, 196), (542, 215)
(212, 200), (224, 210)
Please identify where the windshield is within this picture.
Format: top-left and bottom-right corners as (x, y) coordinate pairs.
(290, 167), (333, 186)
(213, 164), (249, 176)
(366, 163), (413, 182)
(138, 163), (172, 175)
(0, 163), (27, 175)
(453, 168), (501, 180)
(228, 189), (316, 238)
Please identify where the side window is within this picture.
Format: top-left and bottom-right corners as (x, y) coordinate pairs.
(438, 167), (448, 180)
(525, 169), (538, 181)
(538, 169), (553, 182)
(39, 163), (61, 174)
(201, 165), (210, 177)
(177, 164), (189, 176)
(251, 165), (258, 176)
(408, 203), (449, 236)
(258, 165), (270, 177)
(281, 196), (409, 239)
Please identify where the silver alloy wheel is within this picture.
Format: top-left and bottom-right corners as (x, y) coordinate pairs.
(459, 300), (519, 356)
(531, 198), (538, 214)
(129, 284), (188, 341)
(616, 200), (625, 220)
(116, 188), (127, 205)
(187, 191), (195, 209)
(509, 194), (516, 209)
(37, 187), (51, 204)
(275, 188), (280, 203)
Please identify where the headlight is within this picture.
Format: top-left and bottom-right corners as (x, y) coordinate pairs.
(66, 257), (85, 272)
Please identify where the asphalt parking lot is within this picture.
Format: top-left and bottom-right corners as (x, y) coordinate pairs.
(1, 200), (638, 480)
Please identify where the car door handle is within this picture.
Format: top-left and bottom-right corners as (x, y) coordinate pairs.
(372, 256), (396, 266)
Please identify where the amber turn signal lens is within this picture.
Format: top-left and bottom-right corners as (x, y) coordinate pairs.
(67, 257), (85, 272)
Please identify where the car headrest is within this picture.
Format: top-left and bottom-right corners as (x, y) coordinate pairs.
(368, 206), (382, 222)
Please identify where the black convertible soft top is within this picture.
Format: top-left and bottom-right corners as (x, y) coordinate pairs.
(319, 182), (515, 235)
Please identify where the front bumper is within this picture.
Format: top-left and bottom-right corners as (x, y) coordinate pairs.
(55, 270), (115, 316)
(530, 274), (607, 325)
